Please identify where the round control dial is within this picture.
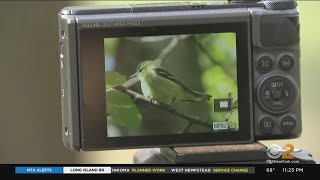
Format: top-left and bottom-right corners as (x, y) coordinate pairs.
(258, 76), (296, 113)
(263, 0), (297, 10)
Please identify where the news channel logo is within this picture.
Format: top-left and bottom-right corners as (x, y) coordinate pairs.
(266, 144), (301, 164)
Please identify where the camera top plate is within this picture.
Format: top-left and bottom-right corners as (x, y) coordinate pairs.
(59, 0), (297, 16)
(59, 1), (264, 15)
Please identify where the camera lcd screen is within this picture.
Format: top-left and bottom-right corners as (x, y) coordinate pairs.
(79, 22), (252, 149)
(104, 33), (239, 137)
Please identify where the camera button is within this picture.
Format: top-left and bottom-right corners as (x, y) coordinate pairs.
(257, 56), (273, 73)
(280, 116), (296, 133)
(260, 117), (275, 133)
(279, 55), (294, 71)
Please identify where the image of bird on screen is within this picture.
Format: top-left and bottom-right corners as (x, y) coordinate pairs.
(130, 60), (211, 106)
(104, 33), (239, 137)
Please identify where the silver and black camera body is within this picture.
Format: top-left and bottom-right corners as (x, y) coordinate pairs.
(58, 0), (301, 151)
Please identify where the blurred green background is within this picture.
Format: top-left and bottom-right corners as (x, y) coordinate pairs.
(0, 1), (319, 164)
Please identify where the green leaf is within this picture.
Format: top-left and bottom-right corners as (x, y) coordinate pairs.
(106, 89), (142, 129)
(232, 99), (238, 109)
(105, 71), (127, 88)
(197, 33), (237, 67)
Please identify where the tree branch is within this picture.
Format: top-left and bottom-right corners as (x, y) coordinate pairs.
(114, 85), (212, 129)
(121, 77), (139, 89)
(155, 36), (180, 65)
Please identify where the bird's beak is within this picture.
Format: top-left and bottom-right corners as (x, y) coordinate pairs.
(129, 72), (138, 78)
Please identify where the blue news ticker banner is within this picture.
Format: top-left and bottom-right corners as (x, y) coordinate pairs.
(15, 167), (63, 174)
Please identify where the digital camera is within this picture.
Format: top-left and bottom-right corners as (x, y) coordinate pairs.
(58, 0), (301, 151)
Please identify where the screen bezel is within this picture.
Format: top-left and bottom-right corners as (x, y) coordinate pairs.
(79, 22), (253, 150)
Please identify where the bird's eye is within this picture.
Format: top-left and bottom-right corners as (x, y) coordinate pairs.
(139, 69), (142, 72)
